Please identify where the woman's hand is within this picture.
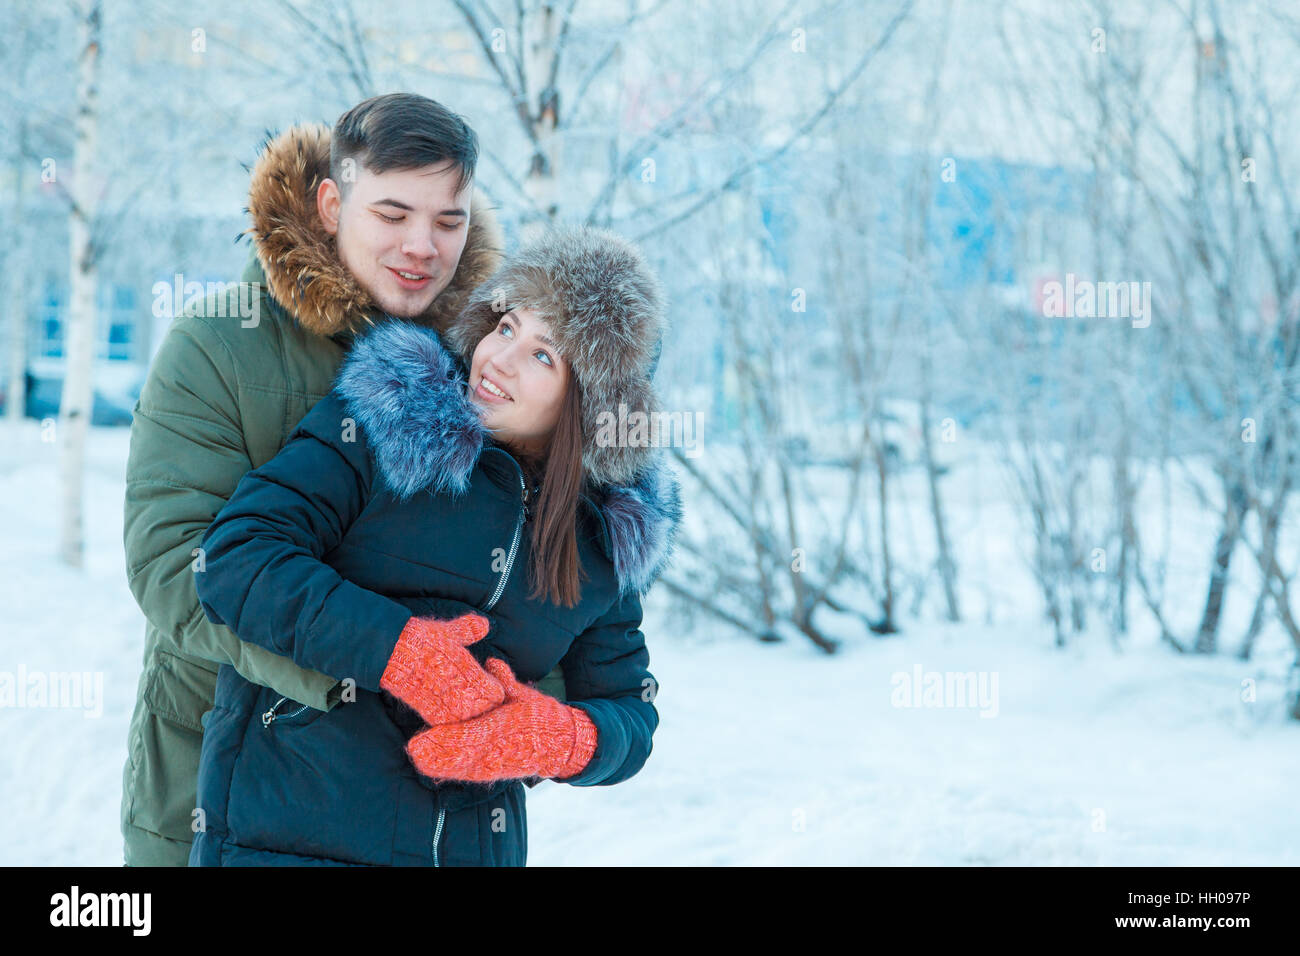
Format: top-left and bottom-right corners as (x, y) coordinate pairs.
(405, 658), (598, 783)
(379, 613), (505, 724)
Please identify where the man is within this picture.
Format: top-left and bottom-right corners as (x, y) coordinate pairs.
(120, 93), (561, 866)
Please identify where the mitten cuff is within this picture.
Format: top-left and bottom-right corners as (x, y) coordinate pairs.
(558, 707), (598, 778)
(379, 617), (424, 694)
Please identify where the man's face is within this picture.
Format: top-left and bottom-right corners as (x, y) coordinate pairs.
(317, 160), (471, 319)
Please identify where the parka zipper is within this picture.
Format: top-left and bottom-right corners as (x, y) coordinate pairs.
(433, 807), (446, 866)
(482, 471), (528, 612)
(433, 468), (527, 866)
(262, 696), (309, 728)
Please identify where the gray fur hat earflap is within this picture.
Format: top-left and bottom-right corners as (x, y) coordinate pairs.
(445, 225), (668, 487)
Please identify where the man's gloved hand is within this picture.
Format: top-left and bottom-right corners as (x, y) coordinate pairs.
(379, 613), (505, 725)
(405, 658), (598, 784)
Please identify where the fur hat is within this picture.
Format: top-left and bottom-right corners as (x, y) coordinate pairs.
(444, 225), (668, 488)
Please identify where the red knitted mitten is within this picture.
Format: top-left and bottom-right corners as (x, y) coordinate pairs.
(379, 614), (504, 724)
(405, 658), (598, 784)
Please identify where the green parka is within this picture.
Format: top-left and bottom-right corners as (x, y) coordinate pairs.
(118, 123), (544, 865)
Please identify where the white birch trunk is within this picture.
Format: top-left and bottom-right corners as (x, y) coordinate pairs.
(58, 0), (101, 567)
(523, 1), (560, 224)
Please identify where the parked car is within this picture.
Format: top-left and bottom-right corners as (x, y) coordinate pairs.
(1, 359), (144, 427)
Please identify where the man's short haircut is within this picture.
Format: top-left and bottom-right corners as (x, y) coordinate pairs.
(330, 92), (478, 199)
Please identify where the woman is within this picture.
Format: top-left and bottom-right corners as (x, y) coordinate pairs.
(189, 225), (681, 866)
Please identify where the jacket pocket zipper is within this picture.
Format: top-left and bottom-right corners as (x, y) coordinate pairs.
(433, 807), (446, 866)
(262, 696), (309, 728)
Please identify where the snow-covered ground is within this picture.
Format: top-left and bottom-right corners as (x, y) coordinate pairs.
(1, 419), (1297, 865)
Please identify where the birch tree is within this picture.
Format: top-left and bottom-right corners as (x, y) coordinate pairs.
(57, 0), (102, 567)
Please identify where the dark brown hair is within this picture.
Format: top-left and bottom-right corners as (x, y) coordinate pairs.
(515, 375), (588, 608)
(331, 93), (478, 198)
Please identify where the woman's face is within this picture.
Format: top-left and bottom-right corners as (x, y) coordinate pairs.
(468, 307), (569, 458)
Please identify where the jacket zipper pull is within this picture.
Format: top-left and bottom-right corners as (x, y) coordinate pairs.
(262, 696), (288, 727)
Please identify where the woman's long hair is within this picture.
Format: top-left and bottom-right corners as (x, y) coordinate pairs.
(514, 374), (589, 608)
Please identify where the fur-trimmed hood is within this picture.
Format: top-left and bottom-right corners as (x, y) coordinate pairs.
(335, 319), (682, 596)
(243, 123), (503, 337)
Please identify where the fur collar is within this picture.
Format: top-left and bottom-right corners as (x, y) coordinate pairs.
(243, 123), (503, 337)
(335, 320), (682, 597)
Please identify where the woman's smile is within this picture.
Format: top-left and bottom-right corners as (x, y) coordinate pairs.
(475, 374), (513, 402)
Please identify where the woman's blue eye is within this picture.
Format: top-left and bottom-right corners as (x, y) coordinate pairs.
(497, 319), (551, 366)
